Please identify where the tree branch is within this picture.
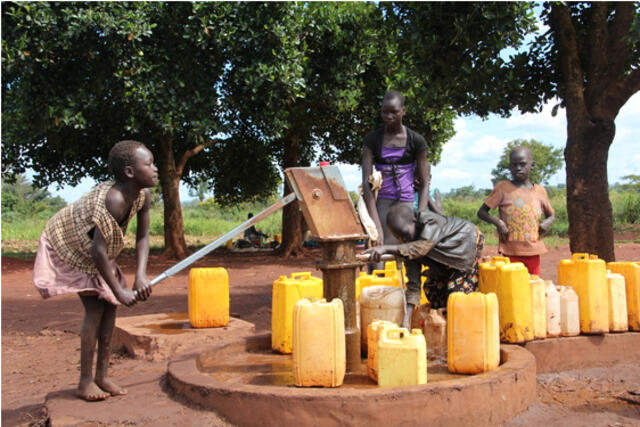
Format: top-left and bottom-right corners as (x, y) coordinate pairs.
(603, 68), (640, 118)
(175, 138), (220, 176)
(584, 3), (609, 105)
(608, 2), (634, 84)
(550, 3), (588, 120)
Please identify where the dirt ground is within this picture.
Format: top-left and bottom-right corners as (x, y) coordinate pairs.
(2, 242), (640, 426)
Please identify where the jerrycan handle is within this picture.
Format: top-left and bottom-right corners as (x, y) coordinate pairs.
(572, 253), (590, 260)
(372, 269), (394, 278)
(491, 256), (510, 265)
(381, 327), (409, 342)
(291, 272), (312, 280)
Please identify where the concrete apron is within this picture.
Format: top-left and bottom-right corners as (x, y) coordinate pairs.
(45, 314), (640, 426)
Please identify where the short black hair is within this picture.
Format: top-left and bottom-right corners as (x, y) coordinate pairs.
(383, 90), (405, 107)
(386, 203), (414, 233)
(108, 140), (146, 179)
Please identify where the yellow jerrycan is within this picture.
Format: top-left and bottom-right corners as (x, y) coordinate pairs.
(293, 298), (345, 387)
(355, 269), (400, 300)
(447, 292), (500, 374)
(479, 256), (510, 295)
(376, 327), (427, 387)
(497, 262), (534, 343)
(367, 320), (398, 382)
(530, 275), (547, 340)
(606, 270), (628, 332)
(545, 280), (562, 338)
(271, 272), (323, 354)
(567, 254), (609, 334)
(607, 262), (640, 331)
(360, 286), (405, 355)
(558, 286), (580, 337)
(188, 267), (229, 328)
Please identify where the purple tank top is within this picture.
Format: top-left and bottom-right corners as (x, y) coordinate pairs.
(376, 146), (416, 202)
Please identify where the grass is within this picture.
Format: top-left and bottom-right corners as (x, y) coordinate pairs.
(2, 189), (636, 256)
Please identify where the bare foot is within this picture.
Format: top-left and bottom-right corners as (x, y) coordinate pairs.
(78, 380), (110, 401)
(96, 377), (127, 396)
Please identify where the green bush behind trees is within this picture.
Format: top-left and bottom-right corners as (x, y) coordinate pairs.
(2, 176), (638, 251)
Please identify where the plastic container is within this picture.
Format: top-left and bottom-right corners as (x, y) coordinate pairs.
(376, 328), (427, 387)
(188, 267), (229, 328)
(530, 275), (547, 340)
(479, 256), (511, 295)
(424, 308), (447, 361)
(366, 320), (398, 382)
(497, 262), (533, 343)
(355, 269), (400, 301)
(558, 286), (580, 337)
(558, 253), (609, 334)
(293, 298), (345, 387)
(271, 272), (323, 354)
(360, 286), (405, 355)
(545, 280), (561, 338)
(447, 292), (500, 374)
(607, 270), (629, 332)
(607, 262), (640, 331)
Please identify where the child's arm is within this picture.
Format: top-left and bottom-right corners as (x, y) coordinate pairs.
(363, 239), (436, 262)
(133, 189), (152, 301)
(415, 152), (437, 213)
(539, 208), (556, 235)
(90, 228), (137, 306)
(477, 203), (509, 242)
(362, 146), (384, 246)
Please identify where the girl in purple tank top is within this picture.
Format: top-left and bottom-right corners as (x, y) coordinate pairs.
(361, 91), (439, 249)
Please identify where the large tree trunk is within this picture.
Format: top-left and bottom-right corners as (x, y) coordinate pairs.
(565, 117), (616, 261)
(277, 136), (306, 258)
(551, 2), (640, 262)
(157, 133), (189, 259)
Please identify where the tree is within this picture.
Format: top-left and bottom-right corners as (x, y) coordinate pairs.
(519, 2), (640, 261)
(616, 174), (640, 192)
(2, 2), (280, 258)
(491, 139), (563, 185)
(221, 3), (458, 256)
(1, 175), (66, 220)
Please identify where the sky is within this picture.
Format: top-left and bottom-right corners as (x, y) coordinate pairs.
(333, 93), (640, 195)
(46, 92), (639, 203)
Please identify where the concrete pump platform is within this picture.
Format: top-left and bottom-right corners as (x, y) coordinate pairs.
(166, 333), (537, 427)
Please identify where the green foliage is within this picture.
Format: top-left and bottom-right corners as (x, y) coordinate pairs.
(382, 2), (538, 118)
(1, 175), (66, 222)
(491, 139), (564, 185)
(612, 191), (640, 224)
(614, 175), (640, 192)
(128, 197), (283, 238)
(443, 185), (490, 201)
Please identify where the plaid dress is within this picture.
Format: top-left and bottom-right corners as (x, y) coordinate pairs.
(33, 182), (145, 305)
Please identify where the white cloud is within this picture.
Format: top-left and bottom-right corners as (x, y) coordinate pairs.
(468, 135), (510, 158)
(504, 100), (566, 134)
(438, 168), (473, 180)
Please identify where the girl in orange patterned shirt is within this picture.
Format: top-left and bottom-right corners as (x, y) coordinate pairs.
(477, 146), (555, 275)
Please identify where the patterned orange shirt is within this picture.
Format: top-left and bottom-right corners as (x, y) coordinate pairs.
(44, 181), (146, 273)
(484, 181), (554, 256)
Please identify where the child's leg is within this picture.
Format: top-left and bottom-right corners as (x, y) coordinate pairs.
(95, 302), (127, 396)
(78, 294), (110, 401)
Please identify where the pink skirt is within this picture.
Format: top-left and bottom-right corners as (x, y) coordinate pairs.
(33, 231), (125, 306)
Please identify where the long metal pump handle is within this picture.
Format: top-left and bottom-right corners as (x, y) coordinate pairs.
(355, 253), (396, 262)
(134, 192), (298, 299)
